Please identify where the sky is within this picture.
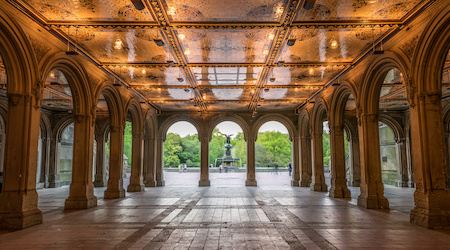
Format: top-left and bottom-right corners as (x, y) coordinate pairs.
(167, 121), (289, 137)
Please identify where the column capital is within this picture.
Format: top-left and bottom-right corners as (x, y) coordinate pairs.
(110, 125), (124, 133)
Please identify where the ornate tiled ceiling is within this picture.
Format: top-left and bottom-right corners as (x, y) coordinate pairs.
(9, 0), (431, 113)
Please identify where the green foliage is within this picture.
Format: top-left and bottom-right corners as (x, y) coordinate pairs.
(255, 131), (292, 167)
(323, 132), (330, 165)
(123, 121), (132, 165)
(162, 128), (294, 169)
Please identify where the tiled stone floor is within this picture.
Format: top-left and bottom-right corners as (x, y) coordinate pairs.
(1, 172), (450, 249)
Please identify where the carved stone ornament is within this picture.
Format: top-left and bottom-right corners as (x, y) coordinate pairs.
(356, 104), (362, 126)
(400, 35), (419, 60)
(8, 93), (21, 106)
(29, 36), (51, 63)
(406, 79), (416, 107)
(32, 80), (44, 109)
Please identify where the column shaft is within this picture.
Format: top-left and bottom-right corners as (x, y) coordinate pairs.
(0, 93), (42, 230)
(350, 137), (361, 187)
(329, 126), (351, 198)
(396, 139), (409, 187)
(47, 137), (61, 188)
(199, 138), (210, 186)
(128, 132), (145, 192)
(246, 137), (257, 186)
(93, 134), (107, 187)
(144, 137), (156, 187)
(104, 125), (125, 199)
(310, 133), (327, 191)
(299, 136), (311, 187)
(155, 137), (165, 186)
(409, 93), (450, 228)
(291, 136), (300, 186)
(65, 114), (97, 209)
(357, 113), (389, 209)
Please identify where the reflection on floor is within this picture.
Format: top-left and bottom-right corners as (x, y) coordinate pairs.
(0, 172), (449, 249)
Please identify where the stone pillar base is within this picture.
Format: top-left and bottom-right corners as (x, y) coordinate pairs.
(351, 180), (360, 187)
(329, 186), (351, 198)
(0, 209), (42, 230)
(65, 196), (97, 210)
(310, 183), (327, 192)
(245, 180), (257, 186)
(104, 189), (126, 199)
(357, 195), (389, 209)
(411, 207), (450, 229)
(93, 180), (107, 187)
(127, 184), (145, 192)
(156, 180), (165, 187)
(396, 181), (409, 188)
(199, 179), (210, 186)
(145, 180), (157, 187)
(291, 180), (300, 187)
(300, 180), (310, 187)
(408, 182), (415, 188)
(47, 181), (62, 188)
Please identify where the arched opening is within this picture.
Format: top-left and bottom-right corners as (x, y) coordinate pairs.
(164, 121), (200, 186)
(378, 121), (399, 186)
(42, 69), (74, 188)
(209, 121), (247, 186)
(255, 121), (292, 186)
(93, 93), (111, 189)
(58, 123), (74, 186)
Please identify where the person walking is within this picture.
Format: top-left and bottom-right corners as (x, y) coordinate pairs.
(288, 162), (292, 176)
(178, 163), (182, 173)
(219, 165), (222, 173)
(184, 164), (187, 173)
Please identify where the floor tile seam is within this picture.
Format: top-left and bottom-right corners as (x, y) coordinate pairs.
(273, 223), (307, 250)
(111, 189), (208, 250)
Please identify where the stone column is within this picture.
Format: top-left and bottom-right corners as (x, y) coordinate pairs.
(395, 138), (409, 187)
(246, 136), (257, 186)
(104, 125), (125, 199)
(41, 136), (50, 188)
(144, 136), (156, 187)
(93, 133), (107, 187)
(409, 92), (450, 229)
(65, 114), (97, 209)
(350, 135), (361, 187)
(155, 136), (165, 186)
(299, 136), (311, 187)
(199, 136), (211, 186)
(0, 93), (42, 230)
(128, 132), (145, 192)
(405, 136), (415, 187)
(39, 135), (49, 187)
(310, 132), (327, 191)
(357, 113), (389, 209)
(47, 136), (61, 188)
(291, 136), (300, 186)
(329, 125), (351, 198)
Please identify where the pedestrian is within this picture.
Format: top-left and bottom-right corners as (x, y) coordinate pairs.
(219, 165), (222, 173)
(184, 164), (187, 173)
(275, 164), (278, 175)
(178, 163), (182, 173)
(288, 162), (292, 176)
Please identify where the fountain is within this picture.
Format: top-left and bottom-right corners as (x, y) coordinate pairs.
(214, 134), (241, 171)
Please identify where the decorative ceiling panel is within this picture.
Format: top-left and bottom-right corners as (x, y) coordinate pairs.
(175, 29), (276, 63)
(283, 27), (390, 63)
(26, 0), (154, 21)
(261, 88), (311, 100)
(267, 66), (345, 85)
(162, 0), (288, 22)
(193, 66), (261, 86)
(156, 102), (196, 111)
(206, 102), (249, 111)
(65, 27), (168, 63)
(107, 66), (185, 86)
(295, 0), (421, 21)
(258, 101), (299, 110)
(139, 88), (193, 100)
(203, 88), (253, 101)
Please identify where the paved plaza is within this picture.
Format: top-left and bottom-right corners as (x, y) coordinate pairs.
(0, 172), (449, 249)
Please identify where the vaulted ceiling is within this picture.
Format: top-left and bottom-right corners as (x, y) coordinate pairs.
(4, 0), (442, 114)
